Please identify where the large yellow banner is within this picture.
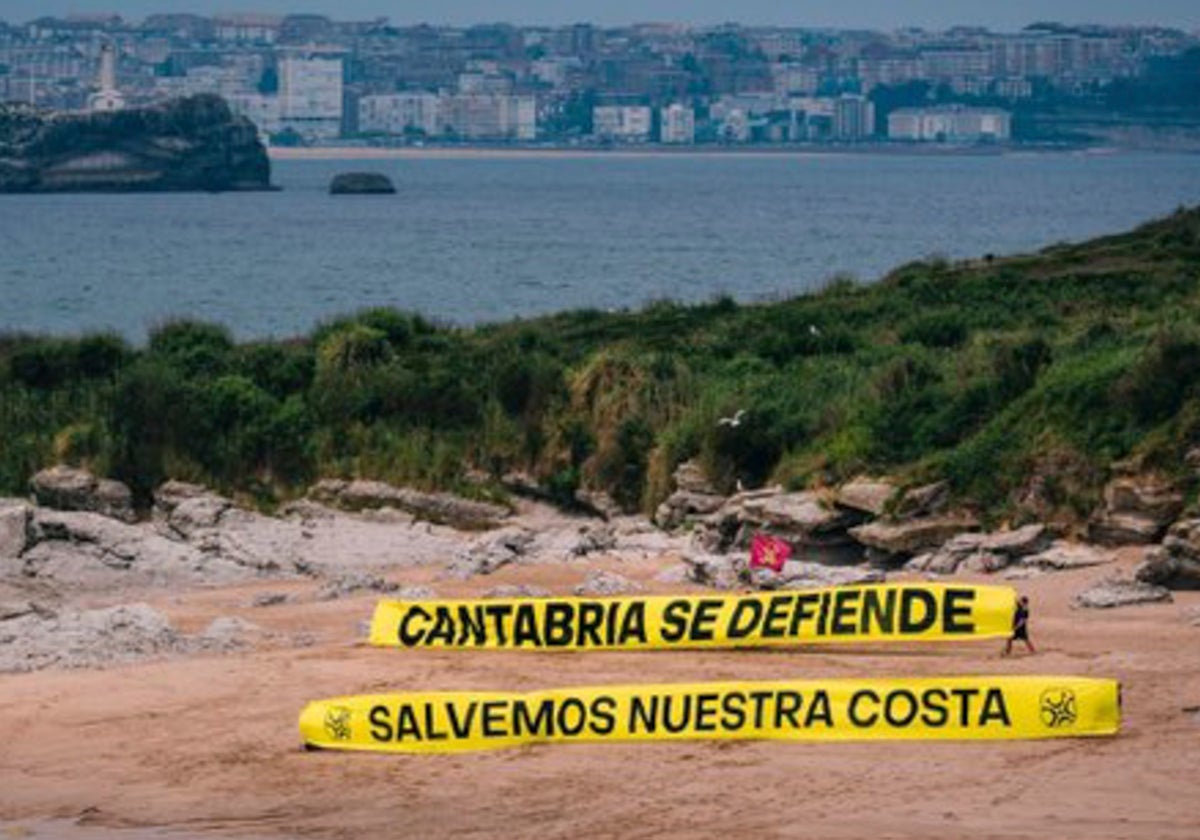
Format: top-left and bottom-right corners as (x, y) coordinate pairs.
(368, 584), (1017, 651)
(299, 676), (1120, 753)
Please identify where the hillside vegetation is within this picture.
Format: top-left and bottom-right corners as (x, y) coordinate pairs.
(4, 206), (1200, 525)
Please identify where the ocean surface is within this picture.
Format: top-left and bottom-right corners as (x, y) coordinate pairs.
(3, 150), (1200, 341)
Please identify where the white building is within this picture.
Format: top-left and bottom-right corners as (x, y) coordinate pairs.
(592, 105), (653, 141)
(440, 94), (536, 140)
(888, 105), (1011, 143)
(659, 104), (695, 144)
(278, 54), (343, 139)
(358, 93), (441, 137)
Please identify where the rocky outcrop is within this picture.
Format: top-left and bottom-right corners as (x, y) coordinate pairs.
(849, 513), (978, 564)
(907, 524), (1051, 575)
(1073, 578), (1173, 609)
(1088, 475), (1183, 546)
(573, 570), (643, 596)
(1022, 541), (1113, 571)
(892, 481), (951, 519)
(309, 478), (509, 530)
(750, 560), (884, 591)
(329, 171), (396, 194)
(0, 500), (31, 561)
(29, 466), (135, 523)
(0, 95), (271, 193)
(654, 461), (726, 530)
(19, 508), (250, 589)
(443, 527), (534, 579)
(835, 478), (897, 517)
(681, 551), (744, 590)
(1135, 518), (1200, 590)
(0, 602), (269, 673)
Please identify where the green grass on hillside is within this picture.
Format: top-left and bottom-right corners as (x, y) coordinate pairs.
(3, 205), (1200, 525)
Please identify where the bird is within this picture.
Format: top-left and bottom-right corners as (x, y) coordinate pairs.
(809, 324), (821, 336)
(717, 409), (745, 427)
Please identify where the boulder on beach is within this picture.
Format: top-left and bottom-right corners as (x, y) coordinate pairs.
(329, 171), (396, 195)
(29, 465), (135, 523)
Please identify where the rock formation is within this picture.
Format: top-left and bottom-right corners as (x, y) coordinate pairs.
(329, 171), (396, 194)
(0, 95), (271, 193)
(1136, 517), (1200, 589)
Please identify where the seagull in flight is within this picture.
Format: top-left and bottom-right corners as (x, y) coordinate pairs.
(717, 409), (746, 428)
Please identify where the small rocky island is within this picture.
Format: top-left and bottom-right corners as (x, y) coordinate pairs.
(0, 94), (271, 193)
(329, 171), (396, 195)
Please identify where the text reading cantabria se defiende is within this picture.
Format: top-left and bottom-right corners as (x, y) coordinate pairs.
(369, 584), (1017, 651)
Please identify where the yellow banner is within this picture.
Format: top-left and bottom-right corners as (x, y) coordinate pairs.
(299, 676), (1120, 753)
(368, 584), (1017, 651)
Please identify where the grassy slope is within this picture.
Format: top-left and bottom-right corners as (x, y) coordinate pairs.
(3, 205), (1200, 526)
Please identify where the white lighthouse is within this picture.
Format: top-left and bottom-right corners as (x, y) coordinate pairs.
(87, 43), (125, 113)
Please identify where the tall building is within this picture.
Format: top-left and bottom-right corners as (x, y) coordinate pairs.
(358, 92), (441, 137)
(278, 54), (343, 139)
(659, 103), (695, 144)
(441, 94), (536, 140)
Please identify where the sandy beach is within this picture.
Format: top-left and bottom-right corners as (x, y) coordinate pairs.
(1, 520), (1197, 840)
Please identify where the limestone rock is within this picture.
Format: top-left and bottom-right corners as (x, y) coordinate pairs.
(329, 171), (396, 194)
(568, 524), (618, 557)
(654, 460), (727, 530)
(0, 603), (181, 673)
(0, 96), (271, 193)
(1023, 541), (1113, 571)
(1073, 578), (1172, 609)
(309, 478), (509, 530)
(752, 560), (884, 591)
(29, 465), (135, 523)
(894, 481), (950, 519)
(835, 478), (897, 516)
(849, 514), (978, 559)
(573, 570), (643, 597)
(484, 584), (551, 599)
(907, 524), (1051, 575)
(316, 572), (399, 601)
(1088, 475), (1183, 546)
(0, 499), (31, 562)
(681, 551), (744, 590)
(444, 527), (533, 578)
(21, 509), (249, 589)
(1135, 518), (1200, 590)
(740, 491), (857, 536)
(153, 480), (215, 516)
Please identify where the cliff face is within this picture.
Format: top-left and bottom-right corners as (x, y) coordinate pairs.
(0, 95), (271, 193)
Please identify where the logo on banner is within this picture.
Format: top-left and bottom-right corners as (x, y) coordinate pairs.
(750, 534), (792, 572)
(324, 705), (353, 741)
(1039, 688), (1077, 728)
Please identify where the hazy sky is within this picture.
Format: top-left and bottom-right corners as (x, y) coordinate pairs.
(0, 0), (1196, 30)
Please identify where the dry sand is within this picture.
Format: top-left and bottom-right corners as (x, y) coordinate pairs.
(1, 551), (1198, 840)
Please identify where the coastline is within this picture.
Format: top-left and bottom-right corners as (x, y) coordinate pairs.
(266, 143), (1067, 162)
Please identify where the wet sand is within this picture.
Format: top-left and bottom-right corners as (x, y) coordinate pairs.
(1, 552), (1198, 839)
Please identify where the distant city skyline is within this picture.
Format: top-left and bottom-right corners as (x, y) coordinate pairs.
(0, 0), (1197, 30)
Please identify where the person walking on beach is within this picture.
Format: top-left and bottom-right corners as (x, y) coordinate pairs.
(1003, 595), (1035, 656)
